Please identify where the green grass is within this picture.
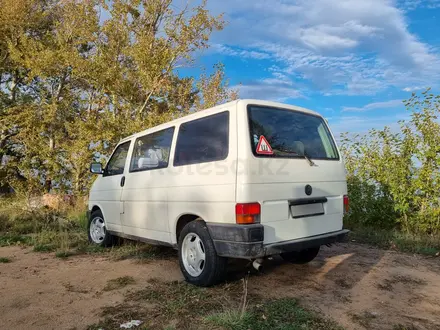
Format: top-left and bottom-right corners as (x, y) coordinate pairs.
(0, 257), (12, 263)
(348, 227), (440, 256)
(111, 242), (175, 261)
(0, 198), (177, 263)
(55, 250), (77, 259)
(33, 243), (56, 252)
(89, 279), (343, 330)
(66, 209), (88, 230)
(0, 199), (92, 258)
(75, 243), (106, 254)
(206, 298), (343, 330)
(0, 234), (31, 247)
(103, 276), (136, 291)
(10, 220), (37, 234)
(205, 310), (254, 329)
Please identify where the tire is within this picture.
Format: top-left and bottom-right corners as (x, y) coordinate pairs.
(280, 246), (320, 264)
(87, 209), (116, 247)
(178, 220), (227, 287)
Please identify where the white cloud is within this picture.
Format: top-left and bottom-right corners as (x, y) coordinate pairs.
(342, 99), (403, 112)
(207, 0), (440, 96)
(399, 0), (440, 10)
(231, 75), (303, 101)
(299, 27), (359, 50)
(210, 44), (271, 60)
(402, 86), (425, 92)
(329, 113), (411, 137)
(298, 21), (381, 50)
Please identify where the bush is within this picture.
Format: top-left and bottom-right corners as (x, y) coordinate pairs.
(0, 196), (88, 251)
(341, 89), (440, 235)
(344, 177), (397, 230)
(348, 227), (440, 256)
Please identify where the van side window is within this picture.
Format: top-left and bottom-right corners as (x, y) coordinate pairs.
(130, 127), (174, 172)
(174, 111), (229, 166)
(104, 141), (131, 176)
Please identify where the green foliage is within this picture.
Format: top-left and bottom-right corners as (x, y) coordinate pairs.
(55, 250), (76, 259)
(0, 196), (88, 253)
(33, 243), (56, 252)
(90, 278), (343, 330)
(341, 89), (440, 235)
(0, 0), (236, 195)
(0, 234), (31, 247)
(348, 228), (440, 256)
(206, 298), (343, 330)
(344, 177), (397, 230)
(112, 242), (175, 261)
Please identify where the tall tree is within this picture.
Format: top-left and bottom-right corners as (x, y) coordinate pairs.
(0, 0), (237, 196)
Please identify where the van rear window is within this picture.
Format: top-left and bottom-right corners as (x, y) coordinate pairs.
(248, 106), (339, 160)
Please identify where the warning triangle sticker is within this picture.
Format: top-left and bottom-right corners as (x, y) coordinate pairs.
(256, 135), (273, 155)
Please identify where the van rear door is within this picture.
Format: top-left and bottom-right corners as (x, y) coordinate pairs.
(236, 103), (346, 245)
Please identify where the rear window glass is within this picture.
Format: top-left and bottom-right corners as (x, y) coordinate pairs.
(174, 111), (229, 166)
(248, 106), (339, 160)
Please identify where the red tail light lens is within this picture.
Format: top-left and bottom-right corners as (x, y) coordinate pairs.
(235, 203), (261, 224)
(343, 195), (349, 214)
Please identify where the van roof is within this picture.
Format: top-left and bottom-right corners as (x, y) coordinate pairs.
(238, 99), (320, 117)
(119, 99), (322, 143)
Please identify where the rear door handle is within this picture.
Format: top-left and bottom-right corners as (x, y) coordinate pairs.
(120, 176), (125, 187)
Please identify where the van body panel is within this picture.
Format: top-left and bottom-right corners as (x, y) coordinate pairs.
(91, 105), (238, 245)
(121, 181), (170, 242)
(166, 107), (238, 244)
(166, 170), (237, 245)
(88, 99), (347, 256)
(235, 100), (346, 245)
(88, 140), (133, 233)
(88, 179), (124, 231)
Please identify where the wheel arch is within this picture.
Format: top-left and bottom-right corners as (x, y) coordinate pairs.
(91, 205), (101, 214)
(89, 203), (107, 222)
(174, 213), (204, 243)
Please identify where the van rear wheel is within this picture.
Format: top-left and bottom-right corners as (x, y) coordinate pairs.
(280, 246), (320, 264)
(178, 220), (227, 287)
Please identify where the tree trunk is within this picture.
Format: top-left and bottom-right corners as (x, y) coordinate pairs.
(45, 136), (55, 193)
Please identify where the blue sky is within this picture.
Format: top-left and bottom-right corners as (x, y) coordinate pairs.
(182, 0), (440, 135)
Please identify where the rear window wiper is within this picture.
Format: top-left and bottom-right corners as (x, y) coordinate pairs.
(303, 152), (316, 167)
(275, 148), (316, 167)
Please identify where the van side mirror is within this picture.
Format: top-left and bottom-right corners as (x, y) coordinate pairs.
(90, 162), (103, 174)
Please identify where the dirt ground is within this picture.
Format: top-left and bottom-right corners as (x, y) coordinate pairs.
(1, 243), (440, 330)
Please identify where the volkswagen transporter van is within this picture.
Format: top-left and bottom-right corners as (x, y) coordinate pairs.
(88, 99), (349, 286)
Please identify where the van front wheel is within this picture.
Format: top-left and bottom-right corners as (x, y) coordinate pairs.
(280, 246), (320, 264)
(87, 210), (116, 247)
(178, 220), (227, 287)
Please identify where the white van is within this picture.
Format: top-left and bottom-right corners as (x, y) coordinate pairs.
(88, 99), (349, 286)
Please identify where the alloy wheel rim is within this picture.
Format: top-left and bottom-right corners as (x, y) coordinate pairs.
(182, 233), (206, 277)
(90, 217), (106, 244)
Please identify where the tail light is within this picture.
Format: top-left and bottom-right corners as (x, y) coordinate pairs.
(235, 203), (261, 224)
(343, 195), (349, 214)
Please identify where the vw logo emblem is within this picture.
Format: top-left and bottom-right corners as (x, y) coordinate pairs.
(305, 185), (312, 196)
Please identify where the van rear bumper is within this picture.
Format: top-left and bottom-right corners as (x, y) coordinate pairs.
(207, 223), (349, 259)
